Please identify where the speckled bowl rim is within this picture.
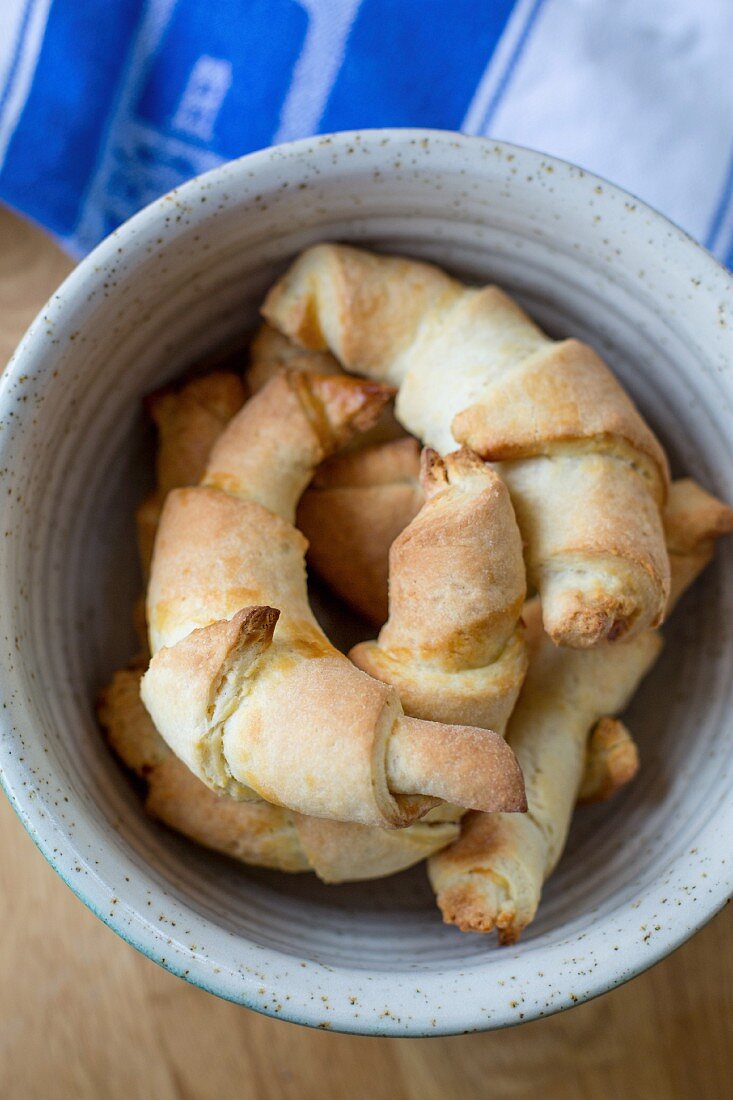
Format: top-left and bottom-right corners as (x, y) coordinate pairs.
(1, 129), (732, 1036)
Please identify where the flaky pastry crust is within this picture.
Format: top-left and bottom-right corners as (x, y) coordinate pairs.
(263, 243), (671, 648)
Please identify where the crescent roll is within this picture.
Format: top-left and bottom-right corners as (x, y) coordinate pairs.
(103, 658), (623, 881)
(249, 325), (417, 623)
(298, 434), (642, 801)
(351, 448), (528, 735)
(106, 375), (463, 880)
(101, 665), (310, 872)
(428, 479), (733, 941)
(100, 666), (461, 881)
(250, 324), (416, 623)
(141, 370), (526, 825)
(136, 370), (247, 579)
(577, 717), (639, 805)
(263, 243), (671, 648)
(298, 437), (423, 625)
(110, 367), (637, 880)
(248, 321), (405, 450)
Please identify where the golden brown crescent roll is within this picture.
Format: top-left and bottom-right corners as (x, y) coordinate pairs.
(104, 660), (626, 881)
(101, 664), (620, 881)
(351, 448), (528, 735)
(299, 437), (424, 624)
(249, 324), (416, 624)
(299, 434), (641, 804)
(263, 243), (671, 648)
(427, 479), (733, 942)
(101, 665), (309, 872)
(142, 370), (526, 824)
(248, 322), (404, 449)
(100, 666), (461, 881)
(577, 717), (639, 805)
(136, 370), (247, 579)
(121, 364), (629, 883)
(248, 321), (343, 390)
(428, 597), (661, 941)
(112, 377), (463, 880)
(249, 325), (411, 622)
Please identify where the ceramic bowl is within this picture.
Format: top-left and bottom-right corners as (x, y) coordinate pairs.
(1, 130), (732, 1036)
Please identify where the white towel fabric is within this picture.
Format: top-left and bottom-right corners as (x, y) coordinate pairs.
(0, 0), (731, 263)
(463, 0), (733, 261)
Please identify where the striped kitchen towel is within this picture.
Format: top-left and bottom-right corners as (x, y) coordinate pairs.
(1, 0), (732, 262)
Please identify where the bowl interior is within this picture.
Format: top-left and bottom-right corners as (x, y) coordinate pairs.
(2, 133), (732, 1033)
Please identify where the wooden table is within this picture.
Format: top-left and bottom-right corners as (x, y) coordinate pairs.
(0, 206), (730, 1100)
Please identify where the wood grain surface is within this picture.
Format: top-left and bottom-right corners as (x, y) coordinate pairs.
(0, 205), (730, 1100)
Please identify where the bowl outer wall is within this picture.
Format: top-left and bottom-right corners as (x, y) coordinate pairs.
(0, 129), (732, 1035)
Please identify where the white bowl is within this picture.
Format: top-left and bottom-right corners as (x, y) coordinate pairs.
(1, 130), (732, 1036)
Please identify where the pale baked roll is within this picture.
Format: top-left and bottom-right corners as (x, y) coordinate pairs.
(100, 667), (460, 881)
(142, 371), (526, 825)
(263, 243), (671, 648)
(351, 448), (528, 735)
(428, 479), (733, 941)
(292, 806), (461, 884)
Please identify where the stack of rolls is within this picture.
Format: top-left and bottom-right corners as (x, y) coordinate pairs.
(98, 244), (733, 938)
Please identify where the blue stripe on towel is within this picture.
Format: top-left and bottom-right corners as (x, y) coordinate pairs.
(704, 143), (733, 253)
(724, 232), (733, 271)
(134, 0), (307, 158)
(475, 0), (547, 134)
(1, 0), (146, 236)
(318, 0), (515, 133)
(0, 0), (36, 122)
